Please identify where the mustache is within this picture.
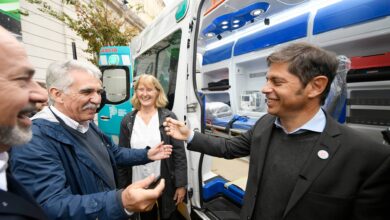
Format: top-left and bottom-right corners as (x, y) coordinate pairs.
(82, 103), (99, 110)
(19, 103), (37, 115)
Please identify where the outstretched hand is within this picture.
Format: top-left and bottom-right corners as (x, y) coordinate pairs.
(121, 175), (165, 212)
(163, 117), (190, 141)
(147, 142), (172, 161)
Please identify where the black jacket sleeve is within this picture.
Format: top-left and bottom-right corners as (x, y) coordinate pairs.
(117, 113), (134, 188)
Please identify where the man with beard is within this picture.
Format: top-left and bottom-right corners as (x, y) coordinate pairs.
(164, 43), (390, 219)
(0, 26), (49, 219)
(10, 60), (174, 219)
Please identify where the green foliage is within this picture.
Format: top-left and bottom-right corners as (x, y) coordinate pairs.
(26, 0), (139, 64)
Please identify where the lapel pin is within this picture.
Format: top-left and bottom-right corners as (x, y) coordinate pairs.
(317, 150), (329, 160)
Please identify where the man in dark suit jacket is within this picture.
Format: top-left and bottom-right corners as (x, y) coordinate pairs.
(0, 26), (48, 219)
(164, 42), (390, 219)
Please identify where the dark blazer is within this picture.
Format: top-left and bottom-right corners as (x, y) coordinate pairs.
(118, 108), (188, 219)
(0, 173), (47, 220)
(189, 114), (390, 220)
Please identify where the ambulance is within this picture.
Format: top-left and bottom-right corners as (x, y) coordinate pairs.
(100, 1), (390, 219)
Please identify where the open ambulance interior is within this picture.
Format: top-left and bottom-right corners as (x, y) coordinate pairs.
(192, 0), (390, 219)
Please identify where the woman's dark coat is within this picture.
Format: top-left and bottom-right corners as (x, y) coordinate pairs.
(118, 108), (188, 219)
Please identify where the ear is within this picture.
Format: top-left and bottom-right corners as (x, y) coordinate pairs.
(49, 87), (64, 104)
(306, 76), (328, 99)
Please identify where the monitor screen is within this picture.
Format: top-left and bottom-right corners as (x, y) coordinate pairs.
(242, 95), (250, 101)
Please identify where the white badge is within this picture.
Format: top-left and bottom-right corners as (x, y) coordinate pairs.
(317, 150), (329, 160)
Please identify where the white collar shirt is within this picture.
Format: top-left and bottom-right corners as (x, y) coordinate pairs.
(274, 108), (326, 134)
(0, 152), (9, 191)
(51, 106), (90, 133)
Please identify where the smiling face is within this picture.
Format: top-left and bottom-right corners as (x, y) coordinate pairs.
(0, 27), (48, 151)
(136, 79), (159, 109)
(261, 62), (310, 119)
(53, 70), (103, 123)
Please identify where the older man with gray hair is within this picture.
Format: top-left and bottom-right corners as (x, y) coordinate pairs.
(10, 59), (173, 219)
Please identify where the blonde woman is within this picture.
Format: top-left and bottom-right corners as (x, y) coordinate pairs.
(118, 74), (187, 220)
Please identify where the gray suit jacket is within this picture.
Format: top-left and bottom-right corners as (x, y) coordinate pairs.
(189, 114), (390, 220)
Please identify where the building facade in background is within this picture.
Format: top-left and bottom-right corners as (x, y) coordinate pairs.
(2, 0), (164, 83)
(126, 0), (165, 24)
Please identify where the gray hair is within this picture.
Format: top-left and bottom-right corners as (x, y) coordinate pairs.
(46, 60), (102, 104)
